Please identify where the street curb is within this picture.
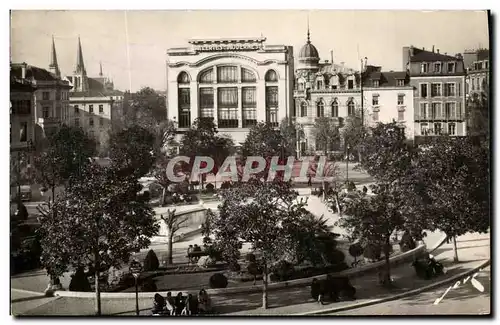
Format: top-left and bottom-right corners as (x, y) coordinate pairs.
(11, 288), (47, 296)
(294, 259), (491, 316)
(53, 245), (426, 299)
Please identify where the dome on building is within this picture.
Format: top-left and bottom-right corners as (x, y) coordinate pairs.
(297, 28), (320, 71)
(299, 41), (319, 59)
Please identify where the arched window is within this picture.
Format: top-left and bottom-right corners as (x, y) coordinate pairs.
(300, 102), (308, 117)
(177, 71), (190, 84)
(241, 68), (256, 83)
(347, 100), (355, 116)
(265, 70), (278, 82)
(331, 100), (339, 117)
(199, 69), (214, 83)
(316, 101), (324, 117)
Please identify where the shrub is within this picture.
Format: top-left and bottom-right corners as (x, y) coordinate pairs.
(143, 250), (160, 272)
(203, 236), (212, 245)
(325, 249), (346, 265)
(269, 260), (294, 282)
(209, 273), (228, 289)
(349, 243), (364, 262)
(345, 181), (356, 192)
(140, 278), (157, 292)
(364, 243), (382, 261)
(220, 181), (231, 190)
(205, 245), (222, 261)
(247, 261), (262, 276)
(69, 267), (92, 292)
(205, 183), (215, 192)
(399, 232), (417, 252)
(245, 253), (256, 263)
(228, 262), (241, 272)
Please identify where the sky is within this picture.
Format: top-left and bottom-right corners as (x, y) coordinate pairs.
(10, 10), (489, 92)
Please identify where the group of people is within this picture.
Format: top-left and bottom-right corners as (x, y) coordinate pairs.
(310, 275), (356, 304)
(187, 244), (204, 264)
(151, 289), (212, 316)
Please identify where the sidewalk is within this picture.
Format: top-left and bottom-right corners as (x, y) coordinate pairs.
(13, 232), (489, 316)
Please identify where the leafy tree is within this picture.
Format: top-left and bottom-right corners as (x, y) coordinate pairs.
(312, 117), (341, 156)
(123, 87), (167, 127)
(109, 125), (156, 178)
(467, 89), (490, 144)
(359, 122), (415, 183)
(37, 163), (158, 315)
(160, 209), (189, 265)
(341, 107), (367, 160)
(410, 136), (489, 262)
(143, 249), (160, 271)
(336, 184), (405, 287)
(242, 122), (291, 159)
(208, 179), (317, 308)
(33, 125), (97, 196)
(279, 117), (303, 158)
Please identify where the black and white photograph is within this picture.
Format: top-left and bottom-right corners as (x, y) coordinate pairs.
(8, 8), (491, 317)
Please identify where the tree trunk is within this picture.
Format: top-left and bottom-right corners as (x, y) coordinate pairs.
(94, 252), (101, 315)
(383, 237), (391, 287)
(335, 193), (342, 217)
(161, 187), (166, 207)
(51, 185), (56, 203)
(167, 231), (174, 265)
(322, 180), (328, 201)
(262, 261), (268, 309)
(452, 236), (459, 262)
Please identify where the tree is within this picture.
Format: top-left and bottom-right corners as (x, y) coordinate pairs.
(160, 209), (189, 265)
(242, 122), (290, 159)
(410, 136), (489, 262)
(180, 118), (234, 187)
(279, 117), (303, 158)
(336, 184), (405, 286)
(37, 163), (158, 315)
(312, 117), (340, 156)
(359, 122), (415, 183)
(208, 179), (316, 309)
(109, 125), (156, 178)
(467, 89), (490, 144)
(341, 108), (367, 160)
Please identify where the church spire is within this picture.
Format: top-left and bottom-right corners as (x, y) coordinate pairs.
(75, 36), (86, 75)
(307, 15), (311, 44)
(99, 61), (103, 77)
(49, 36), (60, 78)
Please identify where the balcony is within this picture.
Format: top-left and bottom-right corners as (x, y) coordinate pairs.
(414, 113), (464, 121)
(37, 117), (61, 130)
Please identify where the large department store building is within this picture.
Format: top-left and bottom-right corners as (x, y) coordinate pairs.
(166, 37), (294, 145)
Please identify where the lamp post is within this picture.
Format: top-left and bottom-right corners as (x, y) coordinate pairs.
(346, 144), (350, 183)
(129, 260), (143, 316)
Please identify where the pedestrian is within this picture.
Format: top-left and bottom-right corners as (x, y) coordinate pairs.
(307, 175), (312, 187)
(187, 245), (194, 264)
(198, 289), (212, 313)
(151, 293), (166, 315)
(175, 292), (185, 315)
(165, 291), (176, 315)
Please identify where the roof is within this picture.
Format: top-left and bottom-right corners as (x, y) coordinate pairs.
(11, 64), (61, 82)
(477, 49), (489, 61)
(70, 89), (124, 98)
(365, 71), (409, 87)
(410, 48), (459, 62)
(10, 78), (36, 92)
(299, 42), (319, 59)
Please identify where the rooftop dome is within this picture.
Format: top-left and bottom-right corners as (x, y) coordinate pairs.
(299, 29), (319, 59)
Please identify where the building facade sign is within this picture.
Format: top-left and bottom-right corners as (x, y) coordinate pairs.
(194, 43), (261, 52)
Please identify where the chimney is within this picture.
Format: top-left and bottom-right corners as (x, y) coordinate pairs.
(432, 45), (435, 53)
(21, 63), (26, 79)
(324, 60), (329, 64)
(410, 46), (414, 56)
(364, 57), (368, 69)
(330, 50), (334, 65)
(437, 49), (440, 54)
(423, 47), (425, 51)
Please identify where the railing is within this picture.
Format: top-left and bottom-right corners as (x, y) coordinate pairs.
(414, 113), (464, 120)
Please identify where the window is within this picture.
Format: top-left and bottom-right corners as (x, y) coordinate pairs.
(347, 101), (355, 116)
(471, 78), (475, 91)
(397, 79), (405, 86)
(266, 86), (279, 127)
(316, 101), (324, 117)
(431, 103), (442, 119)
(300, 102), (308, 117)
(445, 83), (456, 97)
(420, 103), (428, 119)
(178, 88), (191, 109)
(242, 87), (256, 108)
(447, 62), (455, 73)
(178, 88), (191, 128)
(372, 94), (379, 106)
(56, 91), (61, 100)
(200, 88), (214, 120)
(431, 83), (442, 97)
(397, 94), (405, 105)
(265, 70), (278, 82)
(178, 71), (190, 84)
(421, 63), (428, 73)
(241, 68), (256, 83)
(218, 87), (238, 128)
(372, 111), (379, 121)
(217, 66), (238, 83)
(434, 122), (442, 135)
(398, 110), (405, 121)
(445, 102), (456, 119)
(199, 69), (214, 83)
(89, 130), (95, 138)
(448, 123), (456, 135)
(89, 105), (94, 113)
(242, 107), (257, 128)
(434, 62), (441, 73)
(12, 100), (31, 115)
(20, 122), (28, 142)
(330, 76), (339, 89)
(74, 118), (80, 127)
(316, 80), (323, 89)
(74, 105), (79, 114)
(348, 79), (354, 89)
(99, 117), (104, 126)
(89, 118), (94, 127)
(99, 105), (104, 113)
(372, 80), (379, 87)
(331, 101), (338, 117)
(485, 61), (489, 69)
(42, 107), (50, 118)
(421, 123), (429, 135)
(420, 84), (428, 98)
(42, 92), (50, 100)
